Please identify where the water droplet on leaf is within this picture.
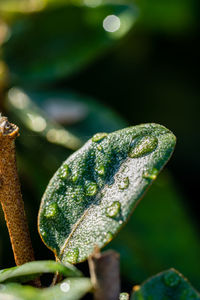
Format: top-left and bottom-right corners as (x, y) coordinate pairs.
(60, 165), (70, 179)
(65, 248), (79, 264)
(105, 231), (113, 243)
(106, 201), (121, 218)
(118, 177), (129, 190)
(72, 173), (78, 182)
(128, 135), (158, 158)
(97, 145), (103, 151)
(92, 132), (107, 142)
(40, 228), (46, 237)
(44, 202), (58, 218)
(60, 281), (70, 293)
(85, 182), (98, 196)
(163, 271), (180, 287)
(143, 168), (159, 180)
(96, 165), (105, 175)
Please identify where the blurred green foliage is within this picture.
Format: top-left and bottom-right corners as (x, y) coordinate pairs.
(131, 269), (199, 299)
(1, 2), (136, 85)
(0, 0), (199, 295)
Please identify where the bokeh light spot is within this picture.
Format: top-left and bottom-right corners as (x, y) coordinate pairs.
(83, 0), (102, 8)
(103, 15), (121, 33)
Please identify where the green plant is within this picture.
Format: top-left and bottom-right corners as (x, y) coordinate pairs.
(0, 1), (199, 299)
(0, 114), (199, 299)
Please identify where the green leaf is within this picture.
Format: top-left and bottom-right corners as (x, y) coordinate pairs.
(0, 277), (92, 300)
(6, 87), (81, 150)
(0, 260), (82, 284)
(131, 269), (200, 300)
(107, 171), (200, 290)
(38, 124), (176, 263)
(6, 87), (127, 145)
(2, 3), (136, 85)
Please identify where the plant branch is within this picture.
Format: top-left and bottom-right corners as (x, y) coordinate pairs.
(0, 115), (35, 266)
(88, 248), (120, 300)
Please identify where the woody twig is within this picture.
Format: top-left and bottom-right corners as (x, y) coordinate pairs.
(0, 115), (35, 266)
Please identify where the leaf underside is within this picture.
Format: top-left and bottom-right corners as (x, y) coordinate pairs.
(38, 124), (176, 264)
(0, 278), (92, 300)
(131, 269), (200, 300)
(0, 260), (81, 284)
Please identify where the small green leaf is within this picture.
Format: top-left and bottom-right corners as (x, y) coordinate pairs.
(0, 278), (92, 300)
(38, 124), (176, 263)
(6, 87), (81, 150)
(0, 260), (82, 283)
(131, 269), (200, 299)
(6, 87), (127, 145)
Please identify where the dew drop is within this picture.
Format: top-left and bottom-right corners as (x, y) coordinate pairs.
(106, 201), (121, 218)
(143, 168), (159, 180)
(40, 228), (46, 238)
(128, 135), (158, 158)
(97, 144), (103, 151)
(85, 182), (98, 196)
(60, 281), (70, 293)
(118, 177), (129, 190)
(44, 202), (58, 218)
(72, 173), (78, 182)
(72, 195), (83, 203)
(163, 271), (180, 287)
(92, 132), (107, 142)
(60, 165), (70, 179)
(96, 165), (105, 176)
(105, 231), (113, 243)
(65, 248), (79, 264)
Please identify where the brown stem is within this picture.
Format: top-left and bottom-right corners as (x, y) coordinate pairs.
(0, 115), (35, 266)
(88, 248), (120, 300)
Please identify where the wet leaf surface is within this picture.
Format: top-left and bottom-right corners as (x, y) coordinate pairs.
(38, 124), (176, 263)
